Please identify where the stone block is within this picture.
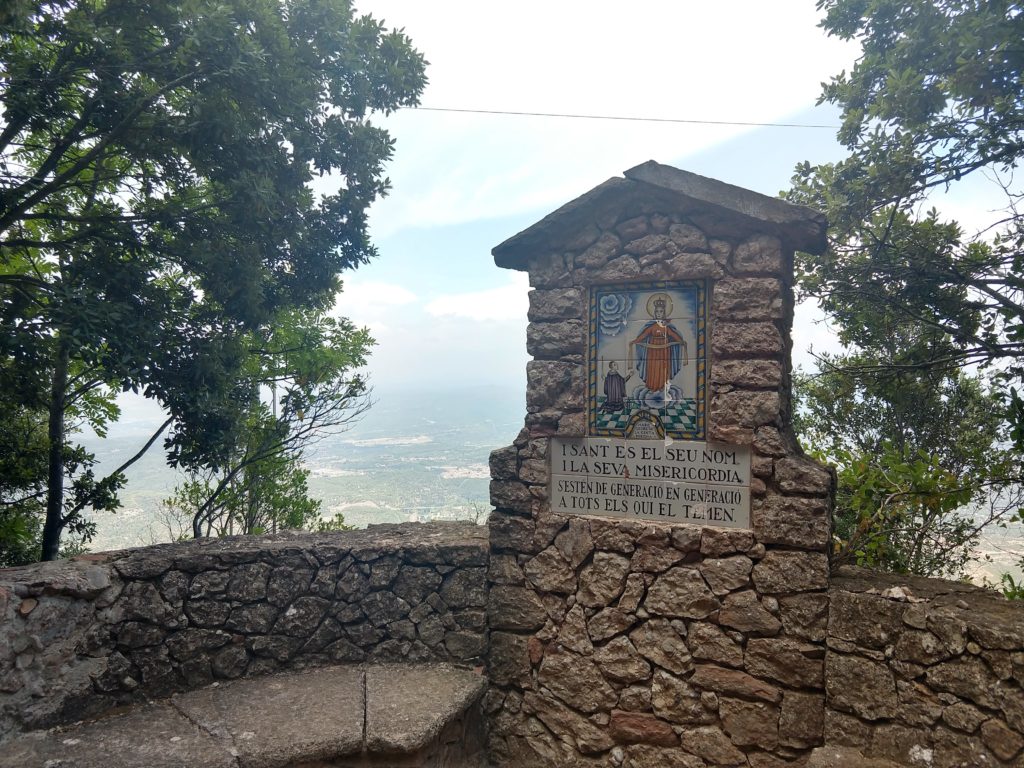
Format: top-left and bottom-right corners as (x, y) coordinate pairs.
(678, 725), (746, 765)
(523, 547), (576, 595)
(823, 708), (872, 749)
(753, 426), (792, 457)
(488, 511), (537, 554)
(523, 691), (615, 755)
(895, 680), (943, 727)
(745, 637), (823, 689)
(713, 277), (785, 320)
(826, 653), (898, 720)
(526, 360), (583, 411)
(699, 555), (753, 595)
(608, 710), (678, 746)
(893, 629), (955, 665)
(594, 637), (651, 684)
(577, 551), (630, 608)
(868, 723), (934, 767)
(554, 518), (593, 569)
(780, 690), (824, 749)
(528, 287), (585, 321)
(926, 655), (1002, 709)
(942, 700), (987, 733)
(554, 604), (593, 655)
(537, 649), (617, 714)
(593, 255), (642, 281)
(225, 563), (271, 602)
(587, 607), (636, 642)
(752, 495), (830, 550)
(668, 223), (709, 252)
(625, 233), (672, 255)
(666, 251), (723, 278)
(720, 697), (780, 750)
(710, 390), (780, 428)
(488, 586), (547, 631)
(629, 618), (692, 675)
(718, 590), (781, 636)
(828, 589), (905, 649)
(700, 528), (755, 557)
(526, 319), (585, 359)
(624, 745), (705, 768)
(733, 235), (784, 274)
(752, 551), (828, 593)
(690, 665), (782, 704)
(932, 726), (1000, 768)
(980, 717), (1024, 761)
(616, 217), (649, 240)
(439, 568), (486, 609)
(644, 566), (720, 619)
(712, 322), (783, 359)
(489, 632), (532, 687)
(489, 480), (532, 516)
(651, 668), (716, 724)
(774, 456), (832, 495)
(688, 621), (743, 668)
(710, 359), (783, 388)
(528, 252), (571, 288)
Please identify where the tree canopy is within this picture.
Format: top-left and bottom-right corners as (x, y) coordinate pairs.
(790, 0), (1024, 418)
(788, 0), (1024, 582)
(0, 0), (426, 558)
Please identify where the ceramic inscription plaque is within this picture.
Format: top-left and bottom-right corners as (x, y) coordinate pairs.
(549, 437), (751, 528)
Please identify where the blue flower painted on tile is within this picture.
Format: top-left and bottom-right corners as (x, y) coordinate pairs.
(598, 293), (632, 337)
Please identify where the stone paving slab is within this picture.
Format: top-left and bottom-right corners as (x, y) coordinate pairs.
(172, 665), (365, 768)
(0, 663), (486, 767)
(364, 664), (487, 755)
(0, 702), (237, 768)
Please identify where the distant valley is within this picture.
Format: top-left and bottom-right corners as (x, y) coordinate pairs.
(79, 383), (1020, 585)
(82, 384), (524, 550)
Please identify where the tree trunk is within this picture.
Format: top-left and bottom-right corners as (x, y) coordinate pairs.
(41, 338), (69, 561)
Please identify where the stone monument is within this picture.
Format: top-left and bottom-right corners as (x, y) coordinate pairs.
(486, 161), (835, 767)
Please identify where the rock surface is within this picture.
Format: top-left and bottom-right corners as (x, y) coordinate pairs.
(0, 663), (486, 768)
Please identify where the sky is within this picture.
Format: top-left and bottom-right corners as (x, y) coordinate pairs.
(331, 1), (862, 395)
(120, 0), (1006, 422)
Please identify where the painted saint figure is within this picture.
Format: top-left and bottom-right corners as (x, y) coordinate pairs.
(629, 293), (688, 392)
(602, 362), (632, 412)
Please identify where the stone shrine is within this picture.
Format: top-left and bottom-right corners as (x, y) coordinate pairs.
(2, 162), (1023, 768)
(486, 161), (836, 766)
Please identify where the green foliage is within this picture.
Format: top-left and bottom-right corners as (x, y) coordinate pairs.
(795, 361), (1021, 579)
(163, 304), (370, 538)
(788, 0), (1024, 580)
(790, 0), (1024, 441)
(163, 449), (321, 537)
(1000, 572), (1024, 601)
(0, 0), (425, 558)
(316, 513), (354, 533)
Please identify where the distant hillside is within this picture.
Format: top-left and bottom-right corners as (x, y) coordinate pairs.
(82, 384), (524, 551)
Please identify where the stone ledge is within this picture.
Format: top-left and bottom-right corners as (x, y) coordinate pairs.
(0, 663), (487, 768)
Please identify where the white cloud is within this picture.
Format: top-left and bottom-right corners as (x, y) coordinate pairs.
(334, 280), (418, 319)
(424, 273), (529, 322)
(356, 1), (858, 236)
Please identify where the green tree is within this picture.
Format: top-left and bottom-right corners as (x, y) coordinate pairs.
(0, 0), (426, 559)
(789, 0), (1024, 440)
(789, 0), (1024, 580)
(795, 357), (1021, 578)
(167, 306), (371, 538)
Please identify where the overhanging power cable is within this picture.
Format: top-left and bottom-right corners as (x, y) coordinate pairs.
(411, 106), (839, 130)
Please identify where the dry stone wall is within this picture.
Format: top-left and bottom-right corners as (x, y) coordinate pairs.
(0, 523), (487, 740)
(826, 567), (1024, 767)
(486, 167), (836, 768)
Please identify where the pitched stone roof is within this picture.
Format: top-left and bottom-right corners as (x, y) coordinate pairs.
(492, 160), (827, 269)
